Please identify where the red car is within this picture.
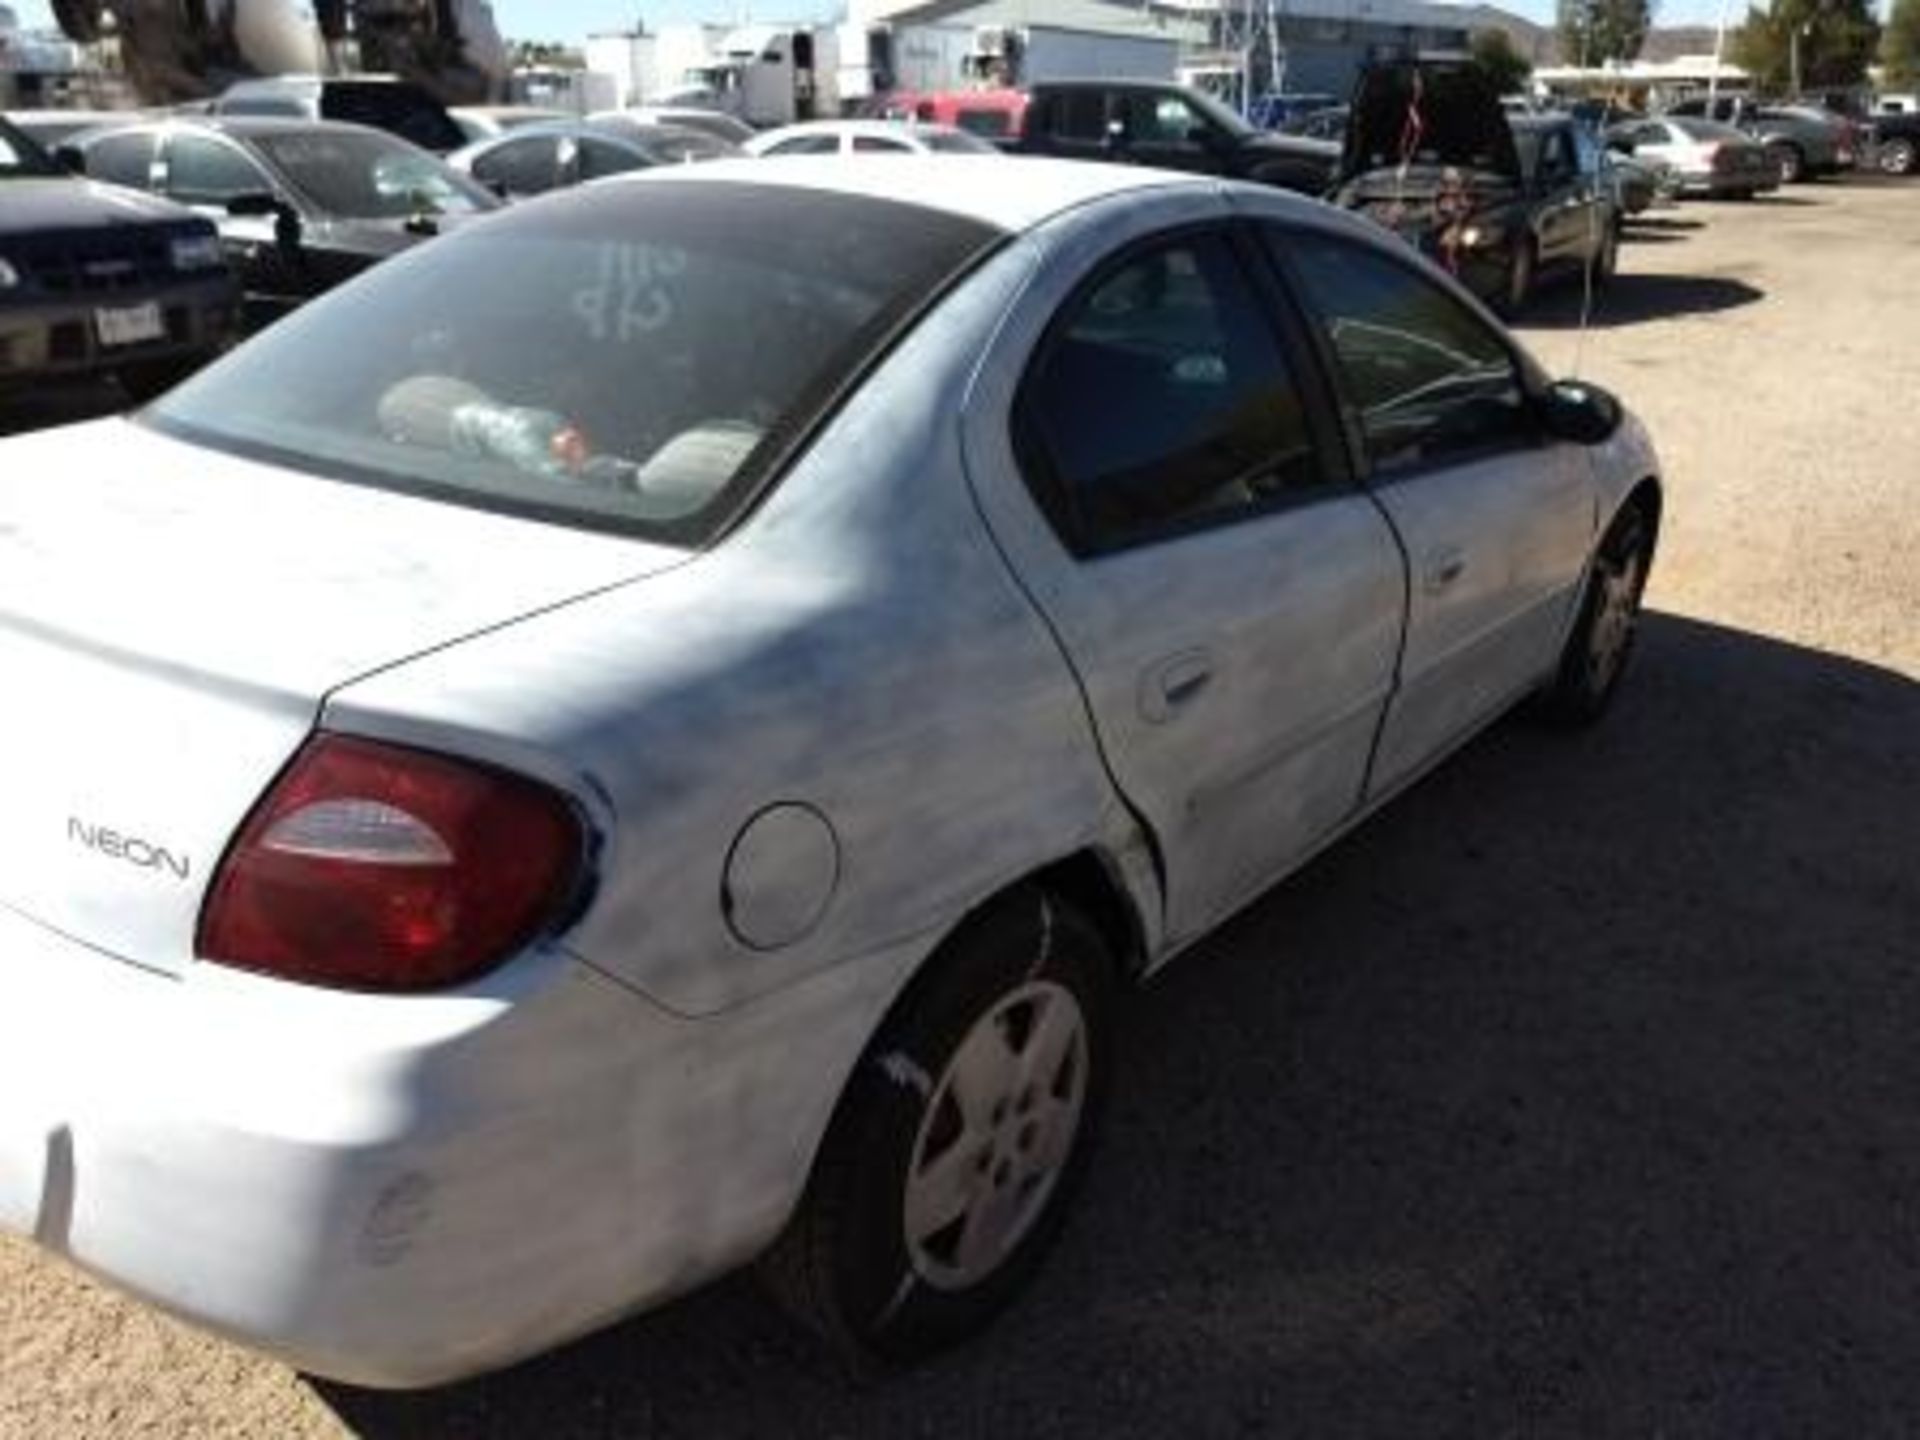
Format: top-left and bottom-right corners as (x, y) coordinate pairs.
(878, 88), (1028, 141)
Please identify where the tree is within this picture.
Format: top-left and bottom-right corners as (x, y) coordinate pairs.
(1471, 28), (1534, 94)
(1557, 0), (1653, 67)
(1883, 0), (1920, 87)
(1731, 0), (1879, 94)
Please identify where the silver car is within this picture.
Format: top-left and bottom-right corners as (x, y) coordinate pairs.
(0, 158), (1662, 1387)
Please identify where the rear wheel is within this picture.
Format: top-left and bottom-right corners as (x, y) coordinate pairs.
(1589, 220), (1620, 290)
(762, 887), (1113, 1368)
(1539, 501), (1654, 726)
(1768, 142), (1804, 183)
(1496, 238), (1536, 317)
(1879, 137), (1918, 176)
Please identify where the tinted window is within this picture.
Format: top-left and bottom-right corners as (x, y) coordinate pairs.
(165, 135), (270, 203)
(577, 137), (650, 180)
(83, 130), (159, 189)
(952, 108), (1012, 137)
(1019, 233), (1323, 552)
(471, 135), (564, 195)
(147, 182), (1004, 546)
(765, 134), (841, 155)
(1280, 231), (1529, 477)
(1050, 90), (1109, 142)
(1121, 92), (1202, 144)
(253, 130), (495, 217)
(321, 84), (465, 152)
(852, 134), (912, 153)
(219, 98), (307, 117)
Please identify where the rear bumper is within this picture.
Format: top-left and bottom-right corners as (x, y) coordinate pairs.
(0, 274), (239, 387)
(0, 901), (920, 1386)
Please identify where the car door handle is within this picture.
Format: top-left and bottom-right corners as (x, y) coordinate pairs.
(1424, 548), (1467, 593)
(1138, 649), (1214, 723)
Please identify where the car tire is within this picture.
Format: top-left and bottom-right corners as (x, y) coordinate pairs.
(117, 357), (204, 403)
(1538, 500), (1654, 726)
(1496, 238), (1536, 318)
(1879, 137), (1918, 176)
(761, 885), (1114, 1368)
(1768, 143), (1804, 183)
(1589, 220), (1620, 291)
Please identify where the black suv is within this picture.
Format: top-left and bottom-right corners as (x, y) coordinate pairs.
(1016, 79), (1339, 195)
(0, 115), (237, 400)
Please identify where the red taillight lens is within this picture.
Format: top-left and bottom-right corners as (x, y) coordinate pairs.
(198, 734), (584, 992)
(1703, 143), (1729, 170)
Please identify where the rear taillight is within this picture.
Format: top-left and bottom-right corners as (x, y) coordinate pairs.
(198, 734), (584, 992)
(1704, 143), (1730, 170)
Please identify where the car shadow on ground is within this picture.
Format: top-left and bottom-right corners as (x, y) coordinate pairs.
(318, 613), (1920, 1439)
(1525, 273), (1766, 329)
(1626, 215), (1706, 233)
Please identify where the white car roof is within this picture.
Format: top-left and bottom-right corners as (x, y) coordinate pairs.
(643, 155), (1211, 232)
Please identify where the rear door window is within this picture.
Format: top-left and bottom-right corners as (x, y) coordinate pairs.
(163, 134), (272, 205)
(852, 134), (913, 153)
(85, 130), (159, 190)
(1017, 231), (1328, 553)
(471, 135), (564, 195)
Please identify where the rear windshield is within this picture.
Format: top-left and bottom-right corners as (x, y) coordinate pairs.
(145, 181), (1004, 545)
(0, 117), (60, 178)
(253, 129), (497, 218)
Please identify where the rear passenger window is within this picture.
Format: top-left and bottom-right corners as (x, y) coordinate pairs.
(1278, 230), (1531, 477)
(85, 131), (158, 190)
(164, 136), (269, 204)
(851, 135), (911, 153)
(1018, 232), (1325, 554)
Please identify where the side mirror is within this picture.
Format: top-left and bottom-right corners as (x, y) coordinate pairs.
(1536, 380), (1623, 445)
(227, 192), (302, 253)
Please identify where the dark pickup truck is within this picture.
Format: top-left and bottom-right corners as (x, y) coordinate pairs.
(1014, 79), (1339, 195)
(0, 114), (238, 400)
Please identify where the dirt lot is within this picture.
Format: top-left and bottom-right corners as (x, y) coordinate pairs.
(3, 180), (1918, 1439)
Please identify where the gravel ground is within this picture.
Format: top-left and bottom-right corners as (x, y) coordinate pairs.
(3, 179), (1917, 1439)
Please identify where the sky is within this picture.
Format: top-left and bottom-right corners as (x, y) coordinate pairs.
(7, 0), (1749, 51)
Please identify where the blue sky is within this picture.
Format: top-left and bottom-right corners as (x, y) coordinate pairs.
(9, 0), (1745, 49)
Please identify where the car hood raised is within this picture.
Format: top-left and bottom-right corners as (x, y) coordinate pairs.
(0, 177), (200, 236)
(1340, 62), (1521, 184)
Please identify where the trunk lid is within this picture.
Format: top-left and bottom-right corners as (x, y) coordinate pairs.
(0, 418), (681, 977)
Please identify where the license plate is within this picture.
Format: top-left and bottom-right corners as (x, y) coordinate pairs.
(94, 302), (165, 348)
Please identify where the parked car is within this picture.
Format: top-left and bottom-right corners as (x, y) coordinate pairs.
(1333, 66), (1620, 312)
(3, 107), (155, 149)
(1663, 95), (1855, 181)
(598, 106), (759, 146)
(448, 105), (570, 145)
(872, 89), (1029, 141)
(1609, 151), (1678, 215)
(211, 75), (467, 154)
(1246, 91), (1337, 130)
(1860, 107), (1920, 174)
(0, 114), (236, 398)
(1604, 117), (1780, 198)
(745, 118), (999, 156)
(0, 156), (1662, 1388)
(450, 120), (737, 199)
(64, 117), (498, 326)
(1279, 104), (1348, 142)
(1017, 79), (1339, 195)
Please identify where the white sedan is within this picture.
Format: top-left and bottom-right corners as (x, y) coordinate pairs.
(744, 118), (1000, 156)
(0, 158), (1661, 1387)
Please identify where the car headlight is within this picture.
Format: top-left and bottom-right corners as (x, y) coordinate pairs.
(170, 233), (225, 271)
(0, 256), (18, 290)
(1458, 225), (1498, 249)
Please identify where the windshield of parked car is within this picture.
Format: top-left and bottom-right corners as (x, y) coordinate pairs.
(145, 181), (1005, 545)
(0, 117), (61, 178)
(252, 129), (497, 218)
